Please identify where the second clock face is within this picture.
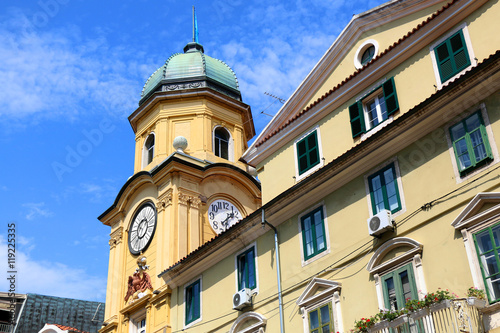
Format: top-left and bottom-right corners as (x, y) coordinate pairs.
(128, 202), (157, 255)
(208, 199), (242, 234)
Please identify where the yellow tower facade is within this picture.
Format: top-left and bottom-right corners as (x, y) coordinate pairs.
(98, 41), (261, 333)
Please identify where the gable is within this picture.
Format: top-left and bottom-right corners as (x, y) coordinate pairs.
(452, 192), (500, 230)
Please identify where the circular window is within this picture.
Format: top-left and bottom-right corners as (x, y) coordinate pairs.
(354, 39), (379, 70)
(361, 45), (375, 65)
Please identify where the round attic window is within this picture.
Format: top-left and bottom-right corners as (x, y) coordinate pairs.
(354, 39), (379, 70)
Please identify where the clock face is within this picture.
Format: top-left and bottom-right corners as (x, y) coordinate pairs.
(128, 202), (157, 255)
(208, 199), (242, 234)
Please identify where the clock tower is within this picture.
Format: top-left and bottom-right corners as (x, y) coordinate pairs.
(98, 39), (261, 333)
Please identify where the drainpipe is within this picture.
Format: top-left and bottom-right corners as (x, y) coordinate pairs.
(261, 209), (284, 333)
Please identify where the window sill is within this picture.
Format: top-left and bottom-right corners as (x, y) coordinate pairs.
(359, 117), (394, 142)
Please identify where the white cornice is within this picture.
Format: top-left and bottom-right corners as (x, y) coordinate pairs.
(243, 0), (485, 167)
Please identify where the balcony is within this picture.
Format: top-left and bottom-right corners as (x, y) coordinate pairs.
(0, 323), (13, 333)
(368, 298), (485, 333)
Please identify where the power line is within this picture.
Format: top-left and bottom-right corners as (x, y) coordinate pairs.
(171, 165), (500, 331)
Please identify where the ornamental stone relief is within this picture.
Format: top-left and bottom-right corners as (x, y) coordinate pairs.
(109, 227), (123, 249)
(178, 192), (202, 208)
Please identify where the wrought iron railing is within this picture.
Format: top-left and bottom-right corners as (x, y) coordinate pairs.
(368, 298), (485, 333)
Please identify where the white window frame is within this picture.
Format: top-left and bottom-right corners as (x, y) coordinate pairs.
(444, 103), (499, 184)
(298, 202), (330, 267)
(367, 237), (427, 310)
(354, 39), (379, 70)
(183, 275), (202, 329)
(234, 242), (259, 294)
(364, 157), (406, 218)
(429, 22), (477, 89)
(296, 278), (343, 333)
(129, 309), (146, 333)
(142, 132), (155, 168)
(293, 126), (324, 182)
(363, 90), (388, 131)
(452, 193), (500, 300)
(357, 78), (395, 141)
(213, 125), (234, 162)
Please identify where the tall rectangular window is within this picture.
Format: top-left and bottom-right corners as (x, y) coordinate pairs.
(368, 163), (401, 215)
(474, 224), (500, 303)
(237, 247), (256, 290)
(308, 303), (333, 333)
(450, 111), (492, 175)
(434, 29), (471, 83)
(381, 263), (418, 311)
(301, 207), (327, 260)
(296, 130), (320, 176)
(349, 77), (399, 138)
(185, 279), (201, 325)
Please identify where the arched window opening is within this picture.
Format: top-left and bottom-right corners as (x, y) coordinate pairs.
(214, 128), (229, 160)
(144, 134), (155, 166)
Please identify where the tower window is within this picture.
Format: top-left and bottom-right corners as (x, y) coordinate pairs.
(143, 134), (155, 167)
(214, 127), (229, 160)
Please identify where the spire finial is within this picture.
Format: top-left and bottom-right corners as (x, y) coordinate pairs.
(192, 6), (199, 43)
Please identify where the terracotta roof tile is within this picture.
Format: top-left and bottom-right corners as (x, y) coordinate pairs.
(47, 323), (90, 333)
(255, 0), (457, 147)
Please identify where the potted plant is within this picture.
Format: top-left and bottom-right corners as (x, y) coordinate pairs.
(466, 287), (487, 308)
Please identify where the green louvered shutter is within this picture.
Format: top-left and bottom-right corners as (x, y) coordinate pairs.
(383, 77), (399, 116)
(435, 30), (470, 83)
(349, 101), (365, 138)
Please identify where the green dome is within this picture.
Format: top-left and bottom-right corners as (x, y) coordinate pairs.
(140, 42), (241, 105)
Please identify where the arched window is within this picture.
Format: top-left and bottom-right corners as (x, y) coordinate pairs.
(214, 127), (230, 160)
(143, 134), (155, 167)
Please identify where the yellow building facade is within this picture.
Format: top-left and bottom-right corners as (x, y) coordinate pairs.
(100, 0), (500, 332)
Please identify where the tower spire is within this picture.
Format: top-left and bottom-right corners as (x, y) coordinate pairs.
(192, 6), (199, 43)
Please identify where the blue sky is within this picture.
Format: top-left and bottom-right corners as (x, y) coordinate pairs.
(0, 0), (386, 302)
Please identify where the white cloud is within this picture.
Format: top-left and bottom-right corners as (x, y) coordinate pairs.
(0, 235), (106, 301)
(22, 202), (53, 220)
(0, 11), (150, 123)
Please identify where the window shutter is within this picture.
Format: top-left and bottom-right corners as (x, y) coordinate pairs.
(435, 42), (453, 82)
(383, 77), (399, 116)
(349, 101), (365, 138)
(450, 31), (470, 73)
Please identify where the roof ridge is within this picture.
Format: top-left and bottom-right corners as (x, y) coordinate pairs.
(255, 0), (457, 148)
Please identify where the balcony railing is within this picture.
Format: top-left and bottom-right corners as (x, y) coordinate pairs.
(368, 298), (485, 333)
(0, 323), (13, 333)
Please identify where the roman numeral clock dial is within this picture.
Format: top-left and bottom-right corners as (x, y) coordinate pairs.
(128, 202), (157, 255)
(208, 199), (242, 234)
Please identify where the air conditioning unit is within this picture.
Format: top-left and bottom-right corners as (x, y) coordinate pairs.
(367, 210), (393, 236)
(233, 288), (252, 310)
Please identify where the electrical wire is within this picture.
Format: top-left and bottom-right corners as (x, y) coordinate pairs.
(171, 166), (500, 332)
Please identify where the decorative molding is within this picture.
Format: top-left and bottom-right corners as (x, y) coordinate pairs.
(230, 312), (267, 333)
(109, 227), (123, 249)
(178, 191), (202, 207)
(178, 192), (190, 206)
(296, 277), (342, 308)
(367, 237), (423, 274)
(157, 192), (173, 212)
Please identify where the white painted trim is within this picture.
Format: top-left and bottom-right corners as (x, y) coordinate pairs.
(452, 194), (500, 298)
(297, 203), (331, 267)
(354, 39), (379, 69)
(429, 22), (477, 90)
(242, 0), (487, 167)
(230, 312), (267, 333)
(39, 324), (67, 333)
(142, 132), (155, 169)
(234, 242), (259, 295)
(213, 125), (234, 162)
(244, 0), (445, 161)
(293, 126), (325, 182)
(129, 308), (147, 333)
(367, 237), (426, 309)
(444, 103), (499, 184)
(364, 157), (406, 219)
(297, 278), (343, 333)
(183, 275), (203, 329)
